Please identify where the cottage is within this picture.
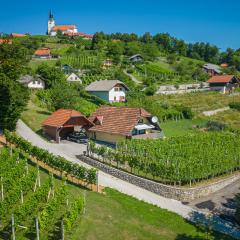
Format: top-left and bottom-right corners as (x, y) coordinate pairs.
(88, 106), (162, 144)
(129, 54), (143, 63)
(207, 75), (239, 94)
(18, 75), (45, 89)
(11, 33), (27, 37)
(203, 63), (221, 76)
(34, 47), (51, 59)
(102, 59), (113, 69)
(85, 80), (129, 103)
(42, 109), (93, 143)
(66, 73), (82, 83)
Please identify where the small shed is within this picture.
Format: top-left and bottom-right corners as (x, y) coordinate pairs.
(42, 109), (93, 143)
(66, 73), (82, 83)
(18, 75), (45, 89)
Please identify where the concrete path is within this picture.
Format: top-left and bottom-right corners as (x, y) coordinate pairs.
(123, 70), (142, 84)
(202, 107), (230, 117)
(16, 120), (240, 239)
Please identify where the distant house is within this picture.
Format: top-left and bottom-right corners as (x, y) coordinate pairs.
(203, 63), (221, 76)
(220, 63), (229, 68)
(42, 109), (93, 143)
(0, 39), (12, 44)
(88, 106), (162, 144)
(207, 75), (239, 94)
(34, 47), (51, 59)
(11, 33), (28, 37)
(129, 54), (143, 63)
(85, 80), (129, 103)
(18, 75), (45, 89)
(66, 73), (82, 83)
(102, 59), (113, 69)
(64, 32), (93, 40)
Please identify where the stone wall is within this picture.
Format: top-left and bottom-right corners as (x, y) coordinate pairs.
(79, 155), (240, 201)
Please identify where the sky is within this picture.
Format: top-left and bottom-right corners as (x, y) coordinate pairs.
(0, 0), (240, 50)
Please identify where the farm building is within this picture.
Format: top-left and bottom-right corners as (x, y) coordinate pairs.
(42, 109), (93, 143)
(18, 75), (45, 89)
(207, 75), (239, 94)
(88, 106), (162, 144)
(85, 80), (129, 103)
(34, 47), (51, 59)
(203, 63), (221, 76)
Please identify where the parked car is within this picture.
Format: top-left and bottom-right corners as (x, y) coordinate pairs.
(67, 131), (88, 144)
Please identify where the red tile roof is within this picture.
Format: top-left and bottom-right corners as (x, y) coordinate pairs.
(88, 106), (152, 136)
(11, 33), (27, 37)
(34, 48), (51, 56)
(52, 25), (76, 31)
(0, 39), (12, 44)
(207, 75), (235, 84)
(43, 109), (85, 127)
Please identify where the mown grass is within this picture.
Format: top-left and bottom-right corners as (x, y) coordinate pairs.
(161, 118), (207, 137)
(208, 109), (240, 130)
(154, 92), (240, 113)
(29, 59), (58, 71)
(21, 92), (51, 133)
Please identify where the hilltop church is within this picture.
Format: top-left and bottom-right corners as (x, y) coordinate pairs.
(47, 11), (78, 36)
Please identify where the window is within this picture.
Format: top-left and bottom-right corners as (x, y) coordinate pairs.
(119, 87), (123, 91)
(37, 80), (40, 84)
(114, 96), (117, 101)
(138, 119), (144, 124)
(114, 87), (119, 92)
(75, 77), (78, 80)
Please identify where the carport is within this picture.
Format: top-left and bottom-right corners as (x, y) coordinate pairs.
(42, 109), (93, 143)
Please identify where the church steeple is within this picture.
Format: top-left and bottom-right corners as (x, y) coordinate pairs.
(47, 10), (55, 35)
(49, 10), (54, 20)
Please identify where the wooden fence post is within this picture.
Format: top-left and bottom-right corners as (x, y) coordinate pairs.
(11, 214), (15, 240)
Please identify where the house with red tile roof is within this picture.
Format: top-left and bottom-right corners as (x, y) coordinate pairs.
(88, 106), (162, 144)
(34, 47), (51, 59)
(207, 75), (239, 94)
(0, 39), (12, 44)
(11, 33), (28, 37)
(42, 109), (93, 143)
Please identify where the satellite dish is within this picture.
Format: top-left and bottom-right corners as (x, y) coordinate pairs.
(151, 116), (158, 123)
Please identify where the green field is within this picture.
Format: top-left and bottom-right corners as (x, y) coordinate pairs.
(153, 92), (240, 113)
(161, 118), (207, 137)
(29, 59), (58, 70)
(0, 146), (232, 240)
(21, 93), (51, 133)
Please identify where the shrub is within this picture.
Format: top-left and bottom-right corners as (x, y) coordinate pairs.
(206, 121), (226, 131)
(229, 102), (240, 111)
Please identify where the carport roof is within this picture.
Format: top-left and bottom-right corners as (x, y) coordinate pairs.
(42, 109), (90, 127)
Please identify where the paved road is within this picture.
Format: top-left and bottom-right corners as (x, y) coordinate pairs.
(16, 120), (240, 238)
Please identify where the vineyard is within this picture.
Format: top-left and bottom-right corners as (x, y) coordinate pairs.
(4, 130), (97, 186)
(0, 146), (85, 239)
(89, 132), (240, 186)
(60, 54), (100, 69)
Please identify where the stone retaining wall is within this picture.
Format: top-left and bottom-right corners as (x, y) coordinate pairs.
(79, 155), (240, 201)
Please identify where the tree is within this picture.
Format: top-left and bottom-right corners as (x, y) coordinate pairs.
(36, 64), (65, 88)
(0, 43), (30, 80)
(141, 32), (152, 43)
(125, 41), (142, 56)
(106, 42), (124, 64)
(0, 74), (29, 130)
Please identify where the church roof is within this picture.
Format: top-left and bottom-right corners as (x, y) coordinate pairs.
(52, 25), (77, 31)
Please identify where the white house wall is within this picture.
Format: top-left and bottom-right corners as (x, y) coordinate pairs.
(27, 80), (45, 89)
(109, 87), (126, 102)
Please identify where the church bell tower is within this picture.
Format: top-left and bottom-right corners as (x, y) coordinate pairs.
(47, 10), (55, 35)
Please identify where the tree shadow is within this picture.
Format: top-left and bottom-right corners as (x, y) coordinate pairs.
(36, 110), (51, 115)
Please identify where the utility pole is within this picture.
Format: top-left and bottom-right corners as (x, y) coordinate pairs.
(12, 214), (15, 240)
(1, 177), (3, 201)
(61, 218), (65, 240)
(36, 217), (40, 240)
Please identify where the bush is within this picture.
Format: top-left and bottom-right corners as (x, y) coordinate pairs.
(229, 102), (240, 111)
(206, 121), (226, 131)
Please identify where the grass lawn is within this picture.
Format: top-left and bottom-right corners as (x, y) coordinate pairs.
(21, 92), (51, 133)
(208, 109), (240, 130)
(153, 92), (240, 113)
(161, 118), (207, 137)
(29, 59), (58, 71)
(20, 164), (231, 240)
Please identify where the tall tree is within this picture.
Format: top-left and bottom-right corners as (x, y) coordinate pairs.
(0, 74), (29, 130)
